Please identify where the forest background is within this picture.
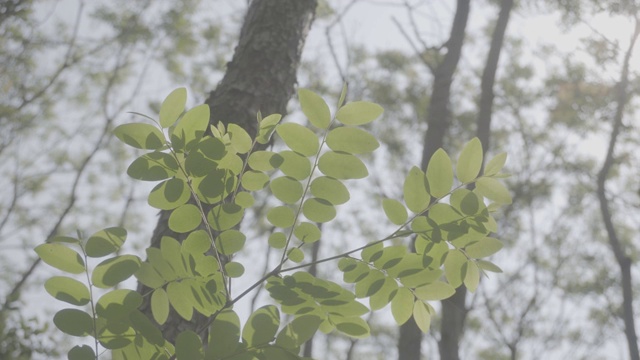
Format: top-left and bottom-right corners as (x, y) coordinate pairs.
(1, 0), (640, 359)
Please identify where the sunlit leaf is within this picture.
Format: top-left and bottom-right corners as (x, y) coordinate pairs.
(277, 151), (311, 180)
(414, 281), (455, 301)
(167, 282), (193, 320)
(413, 301), (431, 333)
(248, 151), (278, 171)
(456, 137), (483, 183)
(225, 261), (245, 278)
(270, 176), (303, 204)
(287, 248), (304, 263)
(382, 198), (408, 225)
(215, 230), (246, 255)
(127, 152), (178, 181)
(114, 123), (165, 150)
(336, 101), (383, 125)
(326, 127), (379, 154)
(302, 198), (336, 223)
(484, 152), (507, 176)
(227, 123), (253, 154)
(465, 237), (503, 258)
(130, 309), (165, 346)
(391, 287), (413, 325)
(444, 250), (467, 288)
(171, 104), (210, 152)
(151, 288), (169, 325)
(464, 260), (480, 292)
(294, 222), (322, 243)
(208, 203), (244, 231)
(403, 166), (430, 213)
(299, 89), (331, 129)
(276, 314), (323, 349)
(148, 178), (191, 210)
(276, 123), (319, 157)
(476, 259), (503, 273)
(168, 204), (201, 233)
(426, 149), (453, 198)
(257, 114), (282, 144)
(159, 87), (186, 128)
(331, 315), (371, 339)
(241, 170), (270, 191)
(475, 177), (512, 204)
(35, 244), (85, 274)
(91, 255), (141, 289)
(318, 151), (368, 179)
(309, 176), (350, 205)
(267, 206), (296, 228)
(44, 276), (90, 306)
(268, 232), (287, 249)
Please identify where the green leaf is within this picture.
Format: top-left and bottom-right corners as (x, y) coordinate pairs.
(225, 261), (245, 278)
(338, 83), (348, 108)
(47, 236), (80, 244)
(208, 203), (244, 231)
(242, 305), (280, 347)
(484, 152), (507, 176)
(369, 277), (397, 310)
(235, 192), (255, 208)
(456, 137), (483, 183)
(268, 232), (287, 249)
(168, 204), (202, 233)
(183, 230), (211, 254)
(444, 250), (467, 288)
(151, 288), (169, 325)
(95, 289), (142, 319)
(215, 229), (246, 255)
(299, 89), (331, 129)
(278, 151), (311, 180)
(326, 127), (379, 154)
(167, 281), (193, 320)
(276, 123), (319, 157)
(34, 244), (85, 274)
(276, 314), (323, 349)
(464, 260), (480, 292)
(248, 151), (278, 171)
(241, 170), (270, 191)
(287, 248), (304, 263)
(465, 237), (503, 258)
(318, 151), (368, 179)
(309, 176), (350, 205)
(414, 281), (456, 301)
(403, 166), (430, 213)
(302, 198), (336, 223)
(114, 123), (165, 150)
(129, 309), (165, 346)
(391, 287), (414, 325)
(127, 151), (178, 181)
(336, 101), (384, 125)
(148, 178), (191, 210)
(196, 168), (231, 204)
(426, 149), (453, 198)
(85, 227), (127, 258)
(294, 222), (322, 243)
(159, 87), (187, 128)
(257, 114), (282, 144)
(477, 259), (503, 273)
(68, 345), (95, 360)
(475, 177), (512, 204)
(44, 276), (90, 306)
(355, 269), (385, 298)
(171, 104), (210, 152)
(382, 198), (408, 225)
(208, 309), (241, 358)
(331, 315), (371, 339)
(91, 255), (141, 288)
(53, 309), (93, 337)
(412, 301), (432, 333)
(176, 330), (204, 360)
(267, 206), (296, 228)
(361, 241), (383, 262)
(227, 123), (253, 154)
(134, 262), (165, 289)
(270, 176), (303, 204)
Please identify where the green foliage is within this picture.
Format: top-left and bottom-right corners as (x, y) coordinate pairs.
(35, 87), (510, 359)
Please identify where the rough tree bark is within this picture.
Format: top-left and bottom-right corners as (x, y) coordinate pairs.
(596, 17), (640, 360)
(397, 1), (470, 359)
(137, 0), (318, 344)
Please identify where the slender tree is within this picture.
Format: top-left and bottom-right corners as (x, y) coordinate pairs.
(136, 0), (318, 344)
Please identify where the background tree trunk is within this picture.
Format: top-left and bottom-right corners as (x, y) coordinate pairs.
(136, 0), (317, 344)
(398, 1), (470, 359)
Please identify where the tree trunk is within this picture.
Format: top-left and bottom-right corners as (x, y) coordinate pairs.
(596, 18), (640, 360)
(398, 1), (470, 360)
(137, 0), (317, 344)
